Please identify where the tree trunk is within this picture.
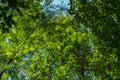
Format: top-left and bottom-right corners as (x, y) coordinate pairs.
(0, 68), (6, 80)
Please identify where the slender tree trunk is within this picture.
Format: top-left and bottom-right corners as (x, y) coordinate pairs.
(0, 68), (6, 80)
(79, 55), (85, 80)
(48, 66), (52, 80)
(80, 66), (84, 80)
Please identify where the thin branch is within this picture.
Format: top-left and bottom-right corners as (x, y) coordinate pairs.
(0, 19), (41, 79)
(0, 68), (6, 80)
(8, 20), (40, 64)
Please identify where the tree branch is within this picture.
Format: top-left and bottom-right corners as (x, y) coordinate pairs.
(0, 19), (41, 79)
(0, 68), (6, 80)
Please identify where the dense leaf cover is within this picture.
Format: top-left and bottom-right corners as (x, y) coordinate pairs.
(0, 0), (120, 80)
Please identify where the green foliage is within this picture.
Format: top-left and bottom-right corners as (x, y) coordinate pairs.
(73, 0), (120, 79)
(0, 0), (120, 80)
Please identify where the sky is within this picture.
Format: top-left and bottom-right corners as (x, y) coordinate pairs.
(52, 0), (69, 5)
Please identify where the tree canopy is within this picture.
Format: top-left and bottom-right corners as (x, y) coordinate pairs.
(0, 0), (120, 80)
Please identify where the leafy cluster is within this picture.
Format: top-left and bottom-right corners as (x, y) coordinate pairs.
(0, 0), (120, 80)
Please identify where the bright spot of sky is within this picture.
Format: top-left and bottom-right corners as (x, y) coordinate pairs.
(52, 0), (69, 5)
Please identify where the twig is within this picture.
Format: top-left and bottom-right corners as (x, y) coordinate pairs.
(0, 19), (41, 79)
